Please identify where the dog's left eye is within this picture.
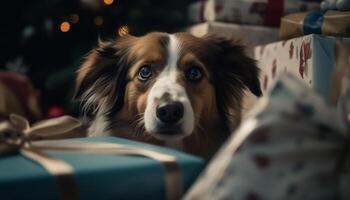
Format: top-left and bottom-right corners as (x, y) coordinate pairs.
(186, 67), (203, 82)
(138, 65), (152, 81)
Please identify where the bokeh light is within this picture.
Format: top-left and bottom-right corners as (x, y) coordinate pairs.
(59, 21), (71, 32)
(94, 16), (104, 26)
(118, 25), (129, 37)
(70, 14), (79, 24)
(103, 0), (114, 5)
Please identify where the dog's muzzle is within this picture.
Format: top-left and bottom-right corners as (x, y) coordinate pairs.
(144, 80), (194, 140)
(153, 100), (185, 136)
(156, 101), (184, 125)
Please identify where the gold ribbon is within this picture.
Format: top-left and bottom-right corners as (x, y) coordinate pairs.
(0, 114), (182, 200)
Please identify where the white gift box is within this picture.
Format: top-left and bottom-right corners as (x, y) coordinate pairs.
(188, 22), (279, 58)
(255, 34), (350, 102)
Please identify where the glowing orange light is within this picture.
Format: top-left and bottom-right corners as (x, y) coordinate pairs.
(118, 25), (129, 37)
(103, 0), (114, 5)
(94, 16), (104, 26)
(60, 21), (71, 32)
(70, 14), (79, 24)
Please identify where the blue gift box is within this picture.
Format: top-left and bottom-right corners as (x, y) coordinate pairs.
(0, 136), (204, 200)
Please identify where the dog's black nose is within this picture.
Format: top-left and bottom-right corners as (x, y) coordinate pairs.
(156, 101), (184, 124)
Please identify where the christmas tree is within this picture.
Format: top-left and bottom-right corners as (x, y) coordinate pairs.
(1, 0), (196, 117)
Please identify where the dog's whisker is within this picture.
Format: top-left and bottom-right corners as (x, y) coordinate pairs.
(131, 114), (147, 137)
(131, 113), (143, 123)
(131, 118), (142, 128)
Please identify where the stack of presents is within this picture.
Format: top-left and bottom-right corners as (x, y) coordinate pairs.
(1, 0), (350, 199)
(188, 0), (350, 102)
(185, 0), (350, 199)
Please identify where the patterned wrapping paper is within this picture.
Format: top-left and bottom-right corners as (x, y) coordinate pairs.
(280, 10), (350, 40)
(0, 72), (42, 122)
(254, 34), (350, 103)
(188, 0), (320, 27)
(184, 74), (349, 200)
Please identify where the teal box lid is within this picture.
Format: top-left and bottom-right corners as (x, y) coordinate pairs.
(0, 136), (204, 200)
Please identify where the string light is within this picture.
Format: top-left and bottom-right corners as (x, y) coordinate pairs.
(118, 25), (129, 37)
(103, 0), (114, 5)
(94, 16), (104, 26)
(59, 21), (71, 32)
(70, 14), (79, 24)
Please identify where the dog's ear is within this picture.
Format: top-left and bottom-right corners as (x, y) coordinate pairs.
(203, 35), (262, 131)
(74, 36), (134, 114)
(204, 35), (262, 97)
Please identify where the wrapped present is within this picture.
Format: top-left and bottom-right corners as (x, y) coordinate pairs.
(254, 34), (350, 103)
(0, 72), (42, 122)
(188, 0), (320, 27)
(0, 115), (203, 200)
(184, 74), (349, 200)
(280, 10), (350, 40)
(188, 22), (279, 58)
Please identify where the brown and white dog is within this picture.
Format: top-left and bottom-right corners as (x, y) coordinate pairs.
(74, 32), (261, 159)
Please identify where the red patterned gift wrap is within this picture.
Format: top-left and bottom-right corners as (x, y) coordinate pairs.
(254, 34), (350, 103)
(188, 0), (320, 27)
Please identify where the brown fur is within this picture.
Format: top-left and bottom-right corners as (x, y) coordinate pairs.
(74, 32), (261, 159)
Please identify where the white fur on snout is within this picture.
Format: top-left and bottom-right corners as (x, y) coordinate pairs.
(144, 34), (194, 140)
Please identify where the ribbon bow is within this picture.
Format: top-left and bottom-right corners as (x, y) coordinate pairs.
(0, 114), (81, 155)
(0, 114), (181, 200)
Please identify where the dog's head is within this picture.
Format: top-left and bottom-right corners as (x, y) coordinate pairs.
(74, 32), (261, 141)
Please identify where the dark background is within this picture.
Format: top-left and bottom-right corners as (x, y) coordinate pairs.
(0, 0), (196, 116)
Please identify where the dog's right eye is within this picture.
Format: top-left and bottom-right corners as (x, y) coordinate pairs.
(138, 65), (152, 81)
(186, 66), (203, 82)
